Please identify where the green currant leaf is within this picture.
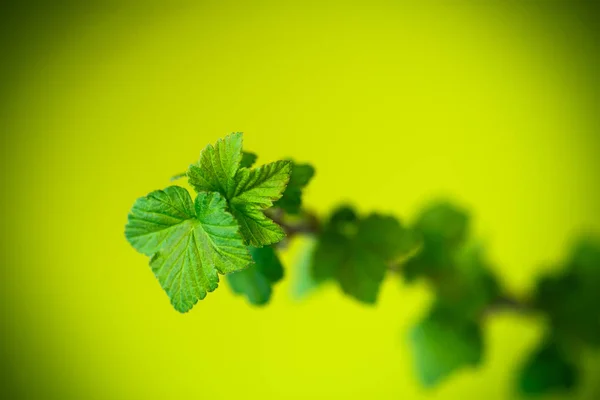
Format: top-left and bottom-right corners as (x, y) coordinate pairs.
(188, 132), (244, 198)
(273, 162), (315, 214)
(227, 246), (284, 305)
(518, 339), (578, 395)
(409, 305), (483, 387)
(170, 150), (255, 181)
(230, 160), (292, 246)
(187, 133), (292, 247)
(125, 186), (251, 313)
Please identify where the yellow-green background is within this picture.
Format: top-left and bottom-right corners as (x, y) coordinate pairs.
(1, 1), (599, 399)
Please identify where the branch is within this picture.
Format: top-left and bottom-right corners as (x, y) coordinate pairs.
(267, 208), (320, 242)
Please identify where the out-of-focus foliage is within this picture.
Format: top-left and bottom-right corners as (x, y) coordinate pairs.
(305, 201), (600, 395)
(399, 204), (498, 385)
(534, 239), (600, 348)
(410, 304), (483, 387)
(402, 202), (469, 281)
(518, 338), (578, 395)
(227, 246), (284, 305)
(273, 162), (315, 214)
(515, 238), (600, 395)
(311, 207), (417, 303)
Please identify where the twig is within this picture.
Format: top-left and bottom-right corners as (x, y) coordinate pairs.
(267, 208), (320, 239)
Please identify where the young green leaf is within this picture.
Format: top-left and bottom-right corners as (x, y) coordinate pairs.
(125, 186), (252, 313)
(230, 160), (292, 245)
(187, 133), (292, 247)
(518, 339), (578, 395)
(227, 246), (284, 305)
(273, 162), (315, 214)
(188, 132), (244, 197)
(170, 152), (255, 181)
(409, 305), (483, 387)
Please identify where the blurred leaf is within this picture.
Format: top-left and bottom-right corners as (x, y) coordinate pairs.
(311, 206), (359, 283)
(274, 162), (315, 214)
(357, 214), (420, 263)
(409, 305), (483, 387)
(518, 339), (578, 395)
(290, 237), (319, 300)
(336, 245), (388, 304)
(403, 202), (469, 281)
(435, 244), (500, 319)
(187, 133), (292, 246)
(417, 202), (469, 243)
(227, 246), (284, 305)
(170, 171), (187, 181)
(311, 207), (415, 304)
(240, 151), (258, 168)
(534, 238), (600, 347)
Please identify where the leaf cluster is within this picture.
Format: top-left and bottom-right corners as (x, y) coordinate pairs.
(125, 133), (600, 397)
(518, 238), (600, 395)
(125, 133), (312, 312)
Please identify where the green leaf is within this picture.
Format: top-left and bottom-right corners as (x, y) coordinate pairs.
(416, 202), (469, 243)
(311, 207), (414, 304)
(170, 149), (255, 182)
(357, 214), (419, 263)
(227, 246), (284, 305)
(290, 237), (319, 300)
(534, 238), (600, 347)
(240, 151), (257, 168)
(273, 162), (315, 214)
(403, 202), (469, 281)
(409, 305), (483, 387)
(125, 186), (251, 313)
(518, 339), (578, 395)
(187, 133), (292, 247)
(230, 160), (292, 246)
(311, 206), (358, 283)
(188, 132), (244, 198)
(434, 244), (500, 319)
(336, 246), (388, 304)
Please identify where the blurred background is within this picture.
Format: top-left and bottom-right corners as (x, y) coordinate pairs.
(1, 1), (599, 399)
